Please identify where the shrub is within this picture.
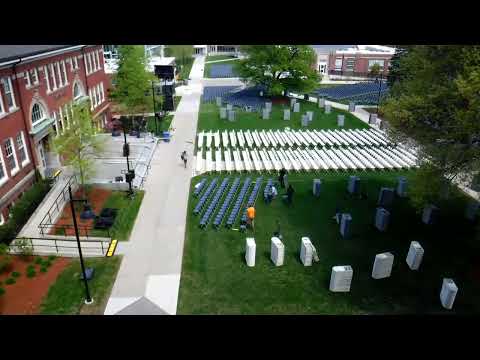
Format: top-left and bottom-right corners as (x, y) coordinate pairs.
(5, 277), (16, 285)
(44, 261), (52, 268)
(0, 178), (52, 245)
(47, 255), (56, 262)
(27, 264), (35, 272)
(0, 287), (5, 296)
(35, 257), (43, 265)
(11, 271), (21, 278)
(0, 255), (13, 274)
(27, 268), (36, 278)
(40, 266), (47, 273)
(14, 238), (34, 259)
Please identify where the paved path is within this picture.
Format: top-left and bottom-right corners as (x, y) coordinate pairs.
(104, 56), (205, 315)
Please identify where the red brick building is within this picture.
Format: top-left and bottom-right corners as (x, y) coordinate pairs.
(0, 45), (111, 224)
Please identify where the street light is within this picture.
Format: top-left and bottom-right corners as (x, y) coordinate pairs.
(120, 117), (134, 198)
(68, 185), (93, 305)
(376, 72), (383, 115)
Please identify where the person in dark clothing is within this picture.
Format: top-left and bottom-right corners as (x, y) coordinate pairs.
(286, 184), (295, 205)
(279, 168), (287, 188)
(181, 151), (187, 168)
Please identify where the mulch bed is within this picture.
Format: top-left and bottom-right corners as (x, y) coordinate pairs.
(49, 188), (112, 237)
(0, 256), (71, 315)
(270, 96), (290, 106)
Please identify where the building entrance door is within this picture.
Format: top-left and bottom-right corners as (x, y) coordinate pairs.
(319, 62), (327, 75)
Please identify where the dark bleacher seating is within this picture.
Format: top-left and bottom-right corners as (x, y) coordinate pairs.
(200, 177), (230, 228)
(193, 178), (208, 197)
(263, 178), (274, 202)
(210, 64), (236, 78)
(223, 86), (267, 112)
(202, 86), (241, 104)
(226, 177), (252, 228)
(314, 81), (389, 105)
(213, 177), (241, 228)
(193, 178), (218, 215)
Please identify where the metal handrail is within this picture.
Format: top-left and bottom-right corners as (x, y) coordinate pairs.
(10, 236), (110, 256)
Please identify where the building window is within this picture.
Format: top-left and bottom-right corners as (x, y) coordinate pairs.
(96, 50), (101, 71)
(96, 84), (101, 105)
(25, 70), (32, 87)
(345, 58), (355, 71)
(4, 138), (18, 173)
(16, 132), (28, 165)
(55, 62), (63, 87)
(0, 86), (4, 114)
(100, 82), (105, 102)
(52, 111), (59, 136)
(62, 61), (68, 85)
(72, 56), (79, 70)
(31, 68), (39, 85)
(3, 77), (17, 110)
(88, 53), (93, 74)
(368, 59), (385, 70)
(49, 63), (57, 90)
(31, 103), (46, 126)
(73, 82), (82, 99)
(0, 213), (4, 225)
(0, 148), (7, 184)
(335, 58), (343, 71)
(44, 66), (51, 92)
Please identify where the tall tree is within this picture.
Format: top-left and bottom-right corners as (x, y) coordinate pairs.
(382, 45), (480, 208)
(164, 45), (194, 66)
(53, 100), (105, 198)
(237, 45), (320, 96)
(109, 45), (156, 115)
(386, 46), (409, 88)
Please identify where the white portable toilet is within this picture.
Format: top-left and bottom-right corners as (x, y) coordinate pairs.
(245, 238), (256, 267)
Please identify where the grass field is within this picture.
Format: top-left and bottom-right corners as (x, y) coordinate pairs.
(90, 191), (144, 241)
(178, 172), (480, 314)
(40, 256), (122, 315)
(205, 55), (237, 62)
(204, 59), (240, 78)
(197, 99), (369, 133)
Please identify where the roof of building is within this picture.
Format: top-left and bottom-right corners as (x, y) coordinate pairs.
(312, 45), (396, 55)
(312, 45), (356, 53)
(0, 45), (78, 63)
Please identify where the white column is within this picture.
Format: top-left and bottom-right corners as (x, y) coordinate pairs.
(44, 66), (51, 92)
(50, 63), (57, 89)
(62, 61), (68, 84)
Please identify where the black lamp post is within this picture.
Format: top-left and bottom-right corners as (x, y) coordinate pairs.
(151, 81), (158, 135)
(68, 185), (93, 305)
(376, 72), (383, 115)
(120, 117), (134, 197)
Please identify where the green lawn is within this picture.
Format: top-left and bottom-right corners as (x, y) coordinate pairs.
(204, 59), (240, 78)
(90, 191), (144, 241)
(146, 115), (174, 134)
(178, 172), (480, 314)
(177, 58), (194, 80)
(205, 55), (237, 62)
(198, 99), (369, 133)
(40, 256), (122, 315)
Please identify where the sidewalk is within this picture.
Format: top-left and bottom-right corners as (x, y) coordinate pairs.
(104, 56), (205, 315)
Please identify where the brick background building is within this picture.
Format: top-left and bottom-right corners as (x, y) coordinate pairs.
(0, 45), (111, 223)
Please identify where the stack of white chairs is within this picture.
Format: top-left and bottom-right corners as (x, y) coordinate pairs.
(224, 148), (233, 172)
(301, 149), (319, 170)
(259, 149), (273, 171)
(229, 130), (237, 147)
(205, 131), (212, 149)
(196, 150), (204, 173)
(250, 149), (263, 171)
(244, 130), (254, 148)
(274, 130), (285, 147)
(294, 149), (311, 171)
(252, 131), (262, 148)
(237, 130), (245, 148)
(268, 149), (282, 171)
(215, 149), (223, 172)
(285, 149), (301, 171)
(277, 149), (291, 170)
(206, 149), (213, 172)
(267, 130), (277, 148)
(222, 131), (229, 148)
(197, 131), (204, 149)
(242, 149), (253, 171)
(259, 130), (270, 147)
(233, 149), (243, 171)
(214, 131), (220, 148)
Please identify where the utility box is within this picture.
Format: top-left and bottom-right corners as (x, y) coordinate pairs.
(337, 114), (345, 127)
(216, 96), (222, 107)
(397, 177), (408, 197)
(340, 213), (352, 238)
(348, 102), (356, 112)
(265, 102), (272, 111)
(284, 109), (291, 120)
(245, 238), (256, 267)
(325, 104), (331, 114)
(271, 237), (285, 266)
(440, 278), (458, 310)
(313, 179), (322, 197)
(375, 207), (390, 232)
(307, 111), (313, 122)
(293, 102), (300, 113)
(220, 107), (227, 119)
(348, 176), (360, 195)
(329, 265), (353, 292)
(378, 187), (395, 207)
(318, 98), (325, 108)
(228, 110), (236, 122)
(372, 252), (394, 279)
(263, 108), (270, 120)
(422, 204), (439, 225)
(406, 241), (424, 270)
(300, 237), (313, 266)
(369, 113), (377, 125)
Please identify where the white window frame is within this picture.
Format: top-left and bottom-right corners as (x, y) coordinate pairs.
(49, 63), (57, 90)
(84, 54), (89, 74)
(44, 66), (51, 93)
(25, 70), (32, 88)
(92, 52), (97, 71)
(73, 82), (82, 100)
(31, 68), (39, 85)
(62, 61), (68, 85)
(368, 59), (385, 70)
(31, 103), (46, 127)
(88, 53), (93, 74)
(89, 89), (94, 110)
(73, 56), (78, 70)
(0, 213), (5, 225)
(0, 87), (4, 114)
(100, 82), (105, 102)
(3, 77), (17, 110)
(96, 50), (101, 71)
(16, 131), (29, 167)
(0, 146), (8, 187)
(335, 58), (343, 71)
(56, 62), (63, 87)
(4, 137), (19, 176)
(95, 84), (101, 105)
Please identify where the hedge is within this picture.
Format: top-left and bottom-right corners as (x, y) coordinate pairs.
(0, 174), (52, 245)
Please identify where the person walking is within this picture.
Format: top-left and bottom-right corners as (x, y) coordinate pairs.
(181, 151), (187, 168)
(247, 206), (256, 230)
(286, 184), (295, 205)
(279, 168), (287, 188)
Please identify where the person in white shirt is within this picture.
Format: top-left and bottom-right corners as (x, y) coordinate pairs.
(271, 185), (278, 198)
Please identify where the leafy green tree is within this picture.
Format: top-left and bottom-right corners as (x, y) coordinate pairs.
(386, 46), (410, 88)
(53, 101), (105, 198)
(237, 45), (320, 96)
(382, 45), (480, 208)
(164, 45), (194, 67)
(110, 45), (156, 115)
(369, 63), (382, 77)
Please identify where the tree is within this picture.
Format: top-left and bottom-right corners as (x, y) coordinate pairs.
(53, 100), (105, 198)
(109, 45), (156, 115)
(369, 63), (382, 77)
(164, 45), (194, 67)
(386, 46), (410, 88)
(237, 45), (320, 96)
(382, 45), (480, 208)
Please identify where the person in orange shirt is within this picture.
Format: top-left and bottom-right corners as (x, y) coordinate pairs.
(247, 206), (255, 229)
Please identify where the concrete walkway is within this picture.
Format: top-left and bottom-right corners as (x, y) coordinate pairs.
(104, 56), (205, 315)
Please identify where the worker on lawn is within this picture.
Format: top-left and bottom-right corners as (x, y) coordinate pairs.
(286, 184), (295, 205)
(247, 206), (256, 230)
(279, 168), (287, 188)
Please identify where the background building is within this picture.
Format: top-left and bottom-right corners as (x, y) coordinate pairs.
(312, 45), (396, 80)
(0, 45), (111, 222)
(194, 45), (240, 56)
